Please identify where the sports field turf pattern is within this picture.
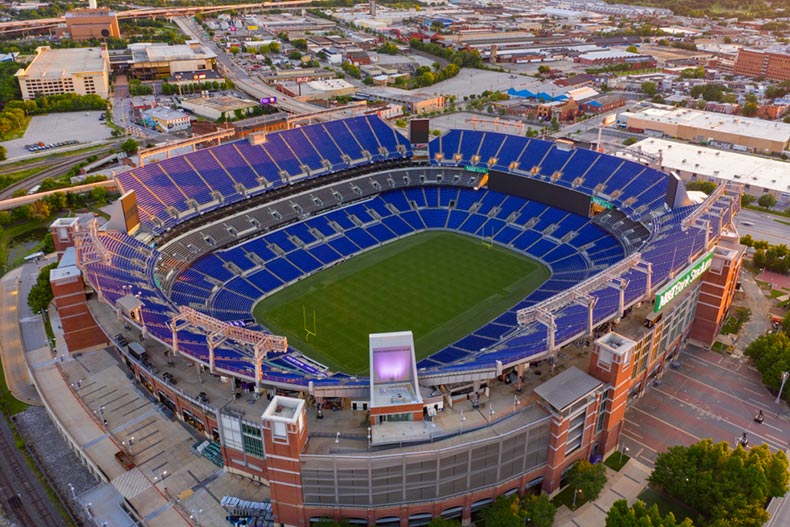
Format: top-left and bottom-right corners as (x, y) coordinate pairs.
(253, 232), (550, 375)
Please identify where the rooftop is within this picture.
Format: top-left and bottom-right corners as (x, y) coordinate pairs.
(129, 43), (216, 64)
(142, 107), (189, 121)
(533, 366), (602, 412)
(19, 46), (106, 78)
(624, 104), (790, 144)
(180, 95), (258, 112)
(622, 138), (790, 194)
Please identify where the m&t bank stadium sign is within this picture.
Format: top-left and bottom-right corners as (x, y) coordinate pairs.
(654, 251), (714, 312)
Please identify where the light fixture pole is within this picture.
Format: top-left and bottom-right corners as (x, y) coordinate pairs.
(459, 410), (466, 434)
(775, 371), (789, 405)
(619, 442), (629, 464)
(190, 508), (203, 527)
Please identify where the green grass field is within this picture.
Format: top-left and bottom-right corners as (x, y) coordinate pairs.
(253, 232), (550, 374)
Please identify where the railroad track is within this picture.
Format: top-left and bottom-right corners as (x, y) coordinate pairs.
(0, 416), (66, 527)
(0, 145), (117, 201)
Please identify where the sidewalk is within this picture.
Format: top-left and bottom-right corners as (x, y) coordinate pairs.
(554, 459), (652, 527)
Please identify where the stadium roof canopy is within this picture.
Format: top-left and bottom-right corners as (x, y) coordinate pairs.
(534, 366), (602, 411)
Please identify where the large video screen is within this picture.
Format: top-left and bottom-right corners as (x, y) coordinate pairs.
(488, 170), (591, 217)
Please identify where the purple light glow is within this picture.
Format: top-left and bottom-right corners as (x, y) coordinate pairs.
(372, 346), (412, 383)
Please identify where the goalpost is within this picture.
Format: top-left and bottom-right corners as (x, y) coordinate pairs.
(303, 305), (317, 341)
(481, 225), (493, 249)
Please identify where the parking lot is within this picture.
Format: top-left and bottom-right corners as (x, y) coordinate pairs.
(2, 111), (112, 161)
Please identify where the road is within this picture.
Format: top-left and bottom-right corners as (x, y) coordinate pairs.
(174, 16), (321, 115)
(733, 208), (790, 247)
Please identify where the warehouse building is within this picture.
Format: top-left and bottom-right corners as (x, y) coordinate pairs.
(619, 104), (790, 155)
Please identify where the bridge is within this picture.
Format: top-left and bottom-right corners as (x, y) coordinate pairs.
(0, 0), (311, 35)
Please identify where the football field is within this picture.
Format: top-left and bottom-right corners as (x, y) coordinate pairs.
(253, 232), (550, 374)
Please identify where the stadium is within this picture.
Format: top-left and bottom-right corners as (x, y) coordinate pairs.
(56, 115), (742, 526)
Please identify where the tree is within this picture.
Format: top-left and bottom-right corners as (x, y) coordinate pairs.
(27, 262), (58, 314)
(537, 65), (551, 74)
(0, 144), (6, 161)
(606, 499), (694, 527)
(685, 181), (716, 195)
(41, 232), (55, 254)
(782, 311), (790, 335)
(641, 81), (658, 97)
(742, 101), (759, 117)
(522, 494), (556, 527)
(626, 45), (639, 53)
(649, 440), (789, 527)
(480, 496), (526, 527)
(90, 186), (108, 204)
(741, 194), (756, 206)
(121, 138), (139, 156)
(746, 332), (790, 396)
(29, 199), (50, 221)
(758, 193), (777, 209)
(566, 459), (608, 503)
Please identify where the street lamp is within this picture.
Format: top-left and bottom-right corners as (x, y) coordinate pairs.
(488, 405), (495, 426)
(335, 432), (340, 444)
(367, 426), (372, 450)
(190, 508), (203, 527)
(572, 488), (582, 508)
(459, 410), (466, 434)
(513, 395), (520, 416)
(619, 442), (630, 464)
(775, 371), (789, 405)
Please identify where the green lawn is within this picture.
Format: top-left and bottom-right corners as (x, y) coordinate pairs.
(254, 232), (549, 374)
(604, 452), (630, 472)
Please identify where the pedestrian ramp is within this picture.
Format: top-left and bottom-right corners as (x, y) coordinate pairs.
(111, 468), (151, 500)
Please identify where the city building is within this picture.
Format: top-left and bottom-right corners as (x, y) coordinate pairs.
(63, 8), (120, 41)
(575, 50), (657, 69)
(357, 86), (445, 114)
(128, 42), (217, 80)
(140, 107), (191, 133)
(49, 218), (109, 352)
(178, 95), (259, 121)
(15, 46), (110, 100)
(733, 48), (790, 82)
(688, 233), (745, 349)
(619, 104), (790, 155)
(622, 137), (790, 201)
